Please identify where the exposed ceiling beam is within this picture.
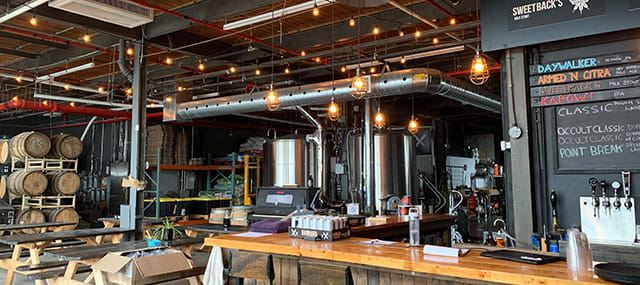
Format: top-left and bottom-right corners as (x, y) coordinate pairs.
(0, 47), (37, 58)
(33, 5), (141, 40)
(144, 0), (274, 38)
(0, 0), (48, 23)
(0, 30), (68, 49)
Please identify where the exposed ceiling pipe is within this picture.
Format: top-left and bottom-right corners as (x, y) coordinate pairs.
(33, 93), (131, 108)
(118, 39), (134, 83)
(223, 0), (333, 30)
(1, 99), (149, 118)
(388, 0), (476, 52)
(173, 68), (501, 120)
(0, 71), (99, 93)
(125, 0), (302, 57)
(36, 62), (96, 81)
(0, 0), (48, 23)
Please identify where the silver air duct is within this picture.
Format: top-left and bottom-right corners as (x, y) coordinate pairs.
(173, 68), (501, 120)
(118, 39), (134, 83)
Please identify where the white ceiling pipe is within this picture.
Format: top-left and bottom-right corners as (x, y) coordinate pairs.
(223, 0), (333, 30)
(0, 72), (99, 93)
(0, 0), (48, 23)
(36, 62), (95, 81)
(345, 45), (465, 70)
(33, 93), (163, 110)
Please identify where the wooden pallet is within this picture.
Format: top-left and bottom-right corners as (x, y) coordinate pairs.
(9, 194), (76, 210)
(10, 156), (77, 172)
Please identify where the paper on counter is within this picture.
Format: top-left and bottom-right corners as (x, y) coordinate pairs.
(359, 239), (396, 245)
(423, 245), (470, 257)
(233, 232), (273, 238)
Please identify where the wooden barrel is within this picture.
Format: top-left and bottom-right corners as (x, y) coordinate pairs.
(7, 170), (48, 196)
(15, 209), (46, 234)
(0, 139), (9, 163)
(46, 171), (80, 195)
(209, 207), (230, 224)
(44, 208), (78, 232)
(49, 134), (83, 159)
(0, 175), (5, 199)
(230, 206), (253, 226)
(9, 131), (51, 158)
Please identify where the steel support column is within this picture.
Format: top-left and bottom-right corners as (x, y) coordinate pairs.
(363, 99), (374, 216)
(124, 41), (148, 240)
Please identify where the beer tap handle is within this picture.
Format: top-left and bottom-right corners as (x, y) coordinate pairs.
(611, 181), (622, 210)
(550, 189), (559, 233)
(589, 178), (599, 217)
(622, 171), (632, 209)
(600, 180), (610, 209)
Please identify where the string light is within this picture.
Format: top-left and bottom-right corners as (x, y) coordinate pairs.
(126, 88), (133, 95)
(15, 75), (22, 83)
(255, 69), (261, 75)
(450, 18), (456, 25)
(312, 2), (319, 16)
(328, 98), (339, 121)
(64, 84), (70, 90)
(470, 51), (490, 85)
(177, 86), (184, 92)
(400, 56), (406, 64)
(165, 97), (173, 103)
(341, 66), (346, 72)
(369, 67), (376, 73)
(284, 67), (290, 74)
(42, 100), (48, 106)
(372, 26), (380, 35)
(349, 17), (355, 27)
(126, 48), (134, 56)
(432, 37), (439, 44)
(29, 16), (37, 26)
(408, 116), (419, 134)
(11, 96), (18, 101)
(266, 89), (280, 111)
(198, 62), (205, 71)
(229, 66), (236, 73)
(398, 29), (404, 37)
(98, 86), (104, 93)
(314, 57), (322, 63)
(415, 30), (421, 38)
(300, 51), (306, 56)
(165, 57), (172, 65)
(374, 107), (385, 129)
(350, 69), (367, 99)
(83, 34), (90, 42)
(70, 102), (76, 107)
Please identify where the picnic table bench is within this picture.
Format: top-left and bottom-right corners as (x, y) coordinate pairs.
(0, 227), (133, 285)
(0, 222), (76, 234)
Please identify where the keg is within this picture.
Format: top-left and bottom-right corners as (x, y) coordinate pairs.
(49, 134), (83, 159)
(7, 170), (48, 196)
(9, 131), (51, 158)
(46, 172), (80, 195)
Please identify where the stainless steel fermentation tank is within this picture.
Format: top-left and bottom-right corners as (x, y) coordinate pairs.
(372, 132), (417, 213)
(263, 135), (318, 187)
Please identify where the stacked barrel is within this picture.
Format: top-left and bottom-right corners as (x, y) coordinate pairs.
(0, 131), (81, 232)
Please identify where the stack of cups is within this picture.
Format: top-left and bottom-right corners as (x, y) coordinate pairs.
(292, 215), (349, 231)
(566, 228), (593, 273)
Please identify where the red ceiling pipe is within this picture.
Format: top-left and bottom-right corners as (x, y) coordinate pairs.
(424, 0), (458, 22)
(7, 99), (131, 118)
(0, 26), (115, 55)
(126, 0), (302, 57)
(445, 64), (501, 77)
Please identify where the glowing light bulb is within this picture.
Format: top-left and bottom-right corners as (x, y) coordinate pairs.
(415, 30), (421, 38)
(351, 74), (367, 99)
(408, 118), (419, 134)
(432, 37), (439, 44)
(70, 102), (76, 107)
(470, 53), (490, 85)
(15, 75), (22, 83)
(341, 66), (346, 72)
(354, 77), (364, 89)
(314, 57), (321, 63)
(165, 57), (172, 65)
(83, 34), (90, 42)
(284, 67), (290, 74)
(198, 63), (205, 71)
(400, 56), (406, 64)
(126, 88), (132, 95)
(370, 67), (376, 73)
(126, 48), (134, 56)
(255, 69), (261, 75)
(373, 26), (380, 35)
(177, 86), (184, 92)
(42, 100), (48, 106)
(229, 66), (236, 73)
(450, 18), (456, 25)
(98, 86), (104, 93)
(29, 17), (37, 26)
(165, 97), (173, 103)
(349, 17), (355, 27)
(266, 90), (280, 111)
(12, 96), (18, 101)
(64, 84), (70, 90)
(399, 29), (404, 37)
(328, 99), (339, 121)
(300, 51), (306, 56)
(312, 4), (319, 16)
(374, 111), (385, 129)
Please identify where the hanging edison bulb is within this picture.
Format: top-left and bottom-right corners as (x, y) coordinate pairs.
(374, 108), (385, 129)
(349, 17), (356, 27)
(470, 51), (490, 85)
(350, 69), (367, 99)
(312, 3), (319, 16)
(408, 116), (419, 134)
(266, 89), (280, 111)
(328, 98), (340, 121)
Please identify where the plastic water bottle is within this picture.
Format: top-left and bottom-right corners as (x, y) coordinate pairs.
(409, 208), (420, 247)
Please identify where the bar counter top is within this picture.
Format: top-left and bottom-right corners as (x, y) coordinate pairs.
(205, 232), (608, 285)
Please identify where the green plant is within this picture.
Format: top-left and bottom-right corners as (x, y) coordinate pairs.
(152, 217), (184, 240)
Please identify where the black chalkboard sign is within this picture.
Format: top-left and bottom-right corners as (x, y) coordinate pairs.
(554, 99), (640, 171)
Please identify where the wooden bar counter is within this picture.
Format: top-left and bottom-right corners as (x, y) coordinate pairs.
(205, 233), (608, 285)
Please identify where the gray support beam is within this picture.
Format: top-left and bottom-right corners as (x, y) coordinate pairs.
(0, 31), (68, 49)
(124, 41), (147, 240)
(363, 98), (374, 215)
(144, 0), (274, 38)
(503, 48), (534, 248)
(0, 47), (37, 58)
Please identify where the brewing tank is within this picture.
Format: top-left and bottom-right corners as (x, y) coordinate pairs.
(373, 132), (416, 214)
(263, 135), (317, 187)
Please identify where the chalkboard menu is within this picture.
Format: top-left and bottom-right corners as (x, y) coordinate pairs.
(554, 99), (640, 171)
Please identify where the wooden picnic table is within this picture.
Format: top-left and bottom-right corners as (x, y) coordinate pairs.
(0, 227), (133, 285)
(180, 223), (249, 238)
(38, 237), (203, 284)
(0, 222), (76, 233)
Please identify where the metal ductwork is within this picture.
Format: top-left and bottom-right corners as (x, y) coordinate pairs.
(118, 39), (134, 83)
(171, 68), (501, 120)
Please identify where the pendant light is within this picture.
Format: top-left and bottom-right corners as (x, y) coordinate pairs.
(312, 0), (319, 16)
(198, 61), (205, 71)
(328, 98), (339, 121)
(349, 17), (355, 27)
(265, 5), (280, 112)
(327, 2), (339, 122)
(470, 0), (489, 85)
(126, 48), (134, 56)
(408, 92), (418, 134)
(374, 106), (385, 129)
(351, 5), (367, 99)
(29, 15), (37, 26)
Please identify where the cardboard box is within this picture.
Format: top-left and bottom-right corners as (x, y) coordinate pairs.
(92, 248), (194, 285)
